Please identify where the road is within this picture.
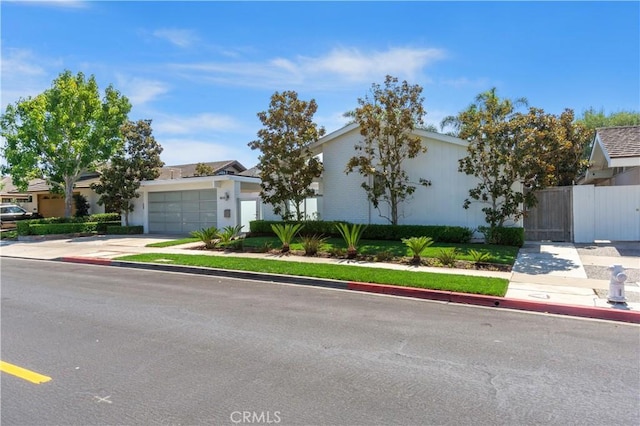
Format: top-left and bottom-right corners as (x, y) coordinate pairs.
(1, 257), (639, 425)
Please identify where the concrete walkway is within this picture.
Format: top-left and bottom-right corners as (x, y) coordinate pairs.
(1, 235), (639, 319)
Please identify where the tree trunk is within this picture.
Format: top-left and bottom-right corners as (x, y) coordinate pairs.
(64, 178), (75, 218)
(124, 210), (129, 227)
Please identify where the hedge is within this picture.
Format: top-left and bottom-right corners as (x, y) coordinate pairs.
(249, 220), (473, 243)
(26, 222), (98, 235)
(26, 213), (121, 225)
(106, 225), (143, 235)
(480, 226), (525, 247)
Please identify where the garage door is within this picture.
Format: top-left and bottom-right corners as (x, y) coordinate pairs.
(148, 190), (217, 234)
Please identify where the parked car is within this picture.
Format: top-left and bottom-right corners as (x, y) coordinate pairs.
(0, 203), (43, 228)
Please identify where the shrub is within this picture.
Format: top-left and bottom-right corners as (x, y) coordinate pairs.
(271, 223), (304, 253)
(328, 247), (345, 258)
(16, 221), (31, 236)
(27, 222), (98, 235)
(335, 223), (366, 259)
(190, 226), (220, 249)
(402, 236), (434, 264)
(73, 194), (90, 217)
(300, 234), (327, 256)
(106, 225), (143, 235)
(255, 241), (273, 253)
(478, 226), (524, 247)
(436, 248), (458, 267)
(374, 250), (394, 262)
(468, 249), (492, 264)
(89, 213), (121, 223)
(96, 221), (122, 234)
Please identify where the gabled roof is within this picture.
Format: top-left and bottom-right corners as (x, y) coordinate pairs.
(595, 126), (640, 159)
(238, 166), (261, 178)
(589, 126), (640, 169)
(309, 122), (468, 153)
(157, 160), (246, 180)
(1, 172), (101, 194)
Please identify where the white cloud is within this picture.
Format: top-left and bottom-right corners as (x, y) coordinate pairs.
(170, 46), (447, 90)
(152, 28), (198, 48)
(0, 48), (58, 107)
(153, 112), (242, 135)
(115, 75), (169, 106)
(5, 0), (88, 8)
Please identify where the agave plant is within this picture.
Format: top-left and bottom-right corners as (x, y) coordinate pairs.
(436, 248), (458, 267)
(300, 234), (327, 256)
(335, 223), (366, 259)
(271, 223), (304, 253)
(402, 236), (434, 264)
(190, 226), (219, 249)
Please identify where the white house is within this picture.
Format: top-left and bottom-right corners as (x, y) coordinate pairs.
(582, 125), (640, 186)
(130, 161), (262, 234)
(307, 123), (508, 230)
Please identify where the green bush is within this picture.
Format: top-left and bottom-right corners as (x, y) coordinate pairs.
(89, 213), (121, 223)
(478, 226), (524, 247)
(250, 220), (473, 243)
(16, 221), (32, 236)
(97, 221), (122, 233)
(106, 225), (143, 235)
(25, 213), (121, 226)
(27, 222), (98, 235)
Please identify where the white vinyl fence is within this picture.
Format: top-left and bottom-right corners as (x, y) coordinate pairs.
(573, 184), (640, 243)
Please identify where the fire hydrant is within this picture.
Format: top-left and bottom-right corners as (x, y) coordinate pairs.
(607, 264), (628, 306)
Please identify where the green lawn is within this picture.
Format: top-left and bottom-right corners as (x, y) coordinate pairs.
(146, 237), (199, 248)
(242, 236), (518, 265)
(115, 253), (509, 296)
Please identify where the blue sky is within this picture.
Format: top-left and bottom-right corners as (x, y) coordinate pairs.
(2, 1), (639, 168)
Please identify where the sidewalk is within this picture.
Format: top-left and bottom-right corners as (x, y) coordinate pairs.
(1, 235), (639, 322)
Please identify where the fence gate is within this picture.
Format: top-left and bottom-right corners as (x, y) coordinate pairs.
(524, 187), (573, 242)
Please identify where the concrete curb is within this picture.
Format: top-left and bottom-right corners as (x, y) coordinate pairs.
(59, 256), (640, 324)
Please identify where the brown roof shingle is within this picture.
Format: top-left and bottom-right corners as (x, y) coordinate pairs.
(597, 126), (640, 159)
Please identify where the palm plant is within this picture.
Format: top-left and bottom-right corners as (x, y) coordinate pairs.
(271, 223), (304, 253)
(468, 249), (492, 264)
(218, 224), (244, 244)
(402, 236), (434, 264)
(190, 226), (219, 249)
(335, 223), (366, 259)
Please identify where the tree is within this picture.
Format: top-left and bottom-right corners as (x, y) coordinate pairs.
(345, 75), (428, 225)
(92, 119), (164, 225)
(443, 88), (591, 230)
(193, 162), (215, 177)
(248, 91), (325, 221)
(577, 108), (640, 130)
(0, 70), (131, 217)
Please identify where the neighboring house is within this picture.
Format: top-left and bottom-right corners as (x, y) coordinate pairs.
(129, 160), (263, 234)
(307, 123), (509, 230)
(0, 172), (105, 217)
(582, 125), (640, 186)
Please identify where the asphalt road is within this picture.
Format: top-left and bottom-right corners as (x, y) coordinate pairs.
(1, 258), (639, 426)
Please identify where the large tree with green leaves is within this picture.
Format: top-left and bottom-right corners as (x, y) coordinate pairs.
(577, 107), (640, 130)
(345, 75), (428, 225)
(443, 88), (591, 230)
(0, 70), (131, 217)
(248, 90), (325, 221)
(92, 119), (164, 225)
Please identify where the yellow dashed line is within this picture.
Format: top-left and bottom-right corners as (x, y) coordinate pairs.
(0, 361), (52, 384)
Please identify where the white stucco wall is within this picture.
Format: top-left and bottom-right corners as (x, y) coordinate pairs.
(318, 127), (488, 229)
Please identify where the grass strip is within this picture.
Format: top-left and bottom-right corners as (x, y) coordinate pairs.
(115, 253), (509, 297)
(146, 237), (199, 248)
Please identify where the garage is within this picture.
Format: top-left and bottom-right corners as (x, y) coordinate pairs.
(148, 190), (217, 234)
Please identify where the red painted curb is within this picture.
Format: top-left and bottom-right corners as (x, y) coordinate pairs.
(348, 282), (640, 324)
(61, 257), (113, 266)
